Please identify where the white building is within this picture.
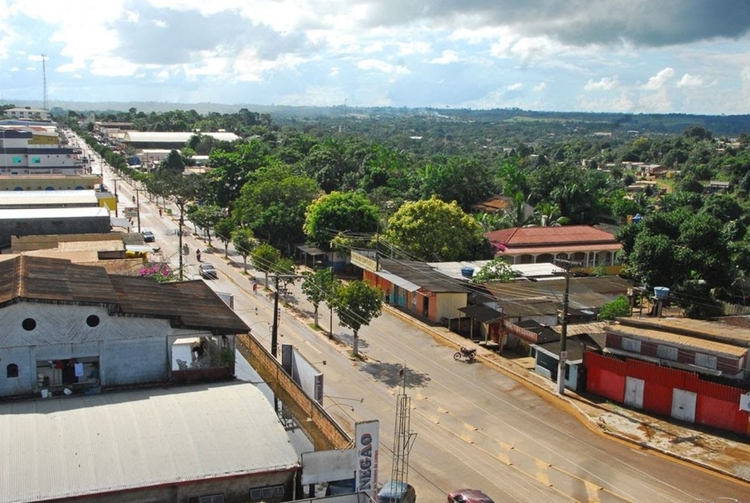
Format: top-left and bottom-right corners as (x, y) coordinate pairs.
(2, 107), (51, 121)
(0, 126), (81, 175)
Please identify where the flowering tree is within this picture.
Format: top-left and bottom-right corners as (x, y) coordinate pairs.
(138, 263), (175, 283)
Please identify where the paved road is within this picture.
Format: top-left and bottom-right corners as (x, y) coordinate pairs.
(101, 156), (749, 503)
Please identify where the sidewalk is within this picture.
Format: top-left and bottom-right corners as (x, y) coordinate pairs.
(184, 232), (750, 485)
(382, 306), (750, 484)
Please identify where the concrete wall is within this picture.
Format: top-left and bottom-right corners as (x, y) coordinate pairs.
(51, 469), (297, 503)
(0, 214), (111, 247)
(434, 292), (468, 321)
(0, 303), (191, 397)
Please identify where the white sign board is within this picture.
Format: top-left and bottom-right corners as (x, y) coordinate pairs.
(355, 420), (379, 502)
(300, 450), (356, 485)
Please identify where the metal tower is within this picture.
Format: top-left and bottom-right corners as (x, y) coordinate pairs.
(390, 366), (417, 487)
(41, 54), (47, 111)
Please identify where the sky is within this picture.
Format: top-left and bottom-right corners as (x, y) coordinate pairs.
(2, 0), (750, 114)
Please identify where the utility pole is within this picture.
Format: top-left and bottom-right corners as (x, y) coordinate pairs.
(270, 272), (308, 357)
(554, 258), (577, 395)
(135, 187), (141, 233)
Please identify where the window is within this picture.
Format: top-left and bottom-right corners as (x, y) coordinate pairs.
(249, 485), (284, 501)
(187, 495), (224, 503)
(22, 318), (37, 331)
(656, 345), (678, 361)
(621, 337), (641, 353)
(31, 157), (41, 164)
(6, 364), (19, 378)
(695, 353), (717, 370)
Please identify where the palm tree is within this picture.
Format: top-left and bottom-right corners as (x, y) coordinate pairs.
(532, 201), (569, 227)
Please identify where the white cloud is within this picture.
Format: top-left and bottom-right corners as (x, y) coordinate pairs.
(533, 82), (547, 92)
(430, 50), (459, 65)
(676, 73), (703, 88)
(507, 82), (522, 91)
(357, 59), (409, 75)
(642, 67), (675, 90)
(585, 77), (618, 91)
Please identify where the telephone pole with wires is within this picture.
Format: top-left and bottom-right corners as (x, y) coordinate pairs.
(554, 258), (579, 395)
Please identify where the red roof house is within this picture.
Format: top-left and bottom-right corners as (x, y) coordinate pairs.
(484, 225), (622, 269)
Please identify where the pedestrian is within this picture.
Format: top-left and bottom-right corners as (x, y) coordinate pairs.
(159, 208), (163, 217)
(252, 279), (258, 294)
(196, 249), (202, 262)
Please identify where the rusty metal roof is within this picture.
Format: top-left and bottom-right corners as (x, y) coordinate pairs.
(607, 323), (748, 357)
(0, 255), (248, 333)
(617, 317), (750, 347)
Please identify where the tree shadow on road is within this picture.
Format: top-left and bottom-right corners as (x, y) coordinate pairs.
(360, 361), (430, 389)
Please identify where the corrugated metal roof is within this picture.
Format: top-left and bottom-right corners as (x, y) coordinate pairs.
(0, 382), (300, 502)
(0, 190), (99, 206)
(376, 270), (420, 292)
(122, 131), (241, 143)
(379, 258), (470, 293)
(0, 206), (109, 219)
(0, 256), (248, 332)
(483, 276), (632, 311)
(617, 317), (750, 347)
(607, 324), (748, 357)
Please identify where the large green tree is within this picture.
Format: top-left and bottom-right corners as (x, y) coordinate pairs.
(233, 163), (321, 253)
(300, 267), (337, 329)
(384, 196), (492, 261)
(251, 243), (282, 286)
(303, 191), (380, 250)
(333, 280), (383, 357)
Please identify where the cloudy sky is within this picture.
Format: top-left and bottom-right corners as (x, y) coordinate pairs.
(2, 0), (750, 114)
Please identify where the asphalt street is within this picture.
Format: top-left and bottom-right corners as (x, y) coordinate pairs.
(92, 141), (750, 503)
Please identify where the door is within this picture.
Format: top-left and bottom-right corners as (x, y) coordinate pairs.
(671, 388), (697, 423)
(624, 376), (644, 409)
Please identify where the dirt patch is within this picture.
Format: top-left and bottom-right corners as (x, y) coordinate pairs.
(724, 446), (750, 463)
(637, 423), (655, 439)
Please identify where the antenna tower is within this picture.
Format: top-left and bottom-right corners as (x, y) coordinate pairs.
(41, 54), (48, 111)
(390, 366), (417, 487)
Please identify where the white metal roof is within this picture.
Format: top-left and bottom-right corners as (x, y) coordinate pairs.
(0, 382), (300, 502)
(0, 206), (110, 219)
(122, 131), (241, 143)
(0, 190), (99, 206)
(376, 270), (420, 292)
(427, 260), (565, 280)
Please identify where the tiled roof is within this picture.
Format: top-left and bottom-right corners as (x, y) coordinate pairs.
(485, 225), (618, 248)
(0, 255), (248, 333)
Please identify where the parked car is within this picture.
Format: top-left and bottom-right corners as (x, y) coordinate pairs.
(377, 480), (416, 503)
(141, 230), (155, 242)
(199, 264), (218, 280)
(448, 489), (494, 503)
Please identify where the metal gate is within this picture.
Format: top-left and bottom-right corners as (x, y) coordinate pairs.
(624, 376), (644, 409)
(671, 388), (697, 423)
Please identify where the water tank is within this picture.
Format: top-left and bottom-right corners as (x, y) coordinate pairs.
(654, 286), (670, 300)
(460, 267), (475, 278)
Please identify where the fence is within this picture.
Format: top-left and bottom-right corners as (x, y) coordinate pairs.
(237, 333), (352, 450)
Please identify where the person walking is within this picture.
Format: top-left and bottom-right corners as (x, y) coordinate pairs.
(196, 249), (202, 262)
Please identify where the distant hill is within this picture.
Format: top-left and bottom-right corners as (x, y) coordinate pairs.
(6, 99), (750, 136)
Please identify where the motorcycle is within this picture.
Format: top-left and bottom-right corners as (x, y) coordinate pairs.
(453, 346), (477, 362)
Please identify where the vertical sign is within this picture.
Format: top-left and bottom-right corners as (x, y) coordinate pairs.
(355, 420), (379, 501)
(314, 373), (324, 405)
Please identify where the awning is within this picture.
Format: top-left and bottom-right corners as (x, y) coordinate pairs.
(376, 271), (420, 292)
(459, 305), (504, 323)
(297, 245), (326, 256)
